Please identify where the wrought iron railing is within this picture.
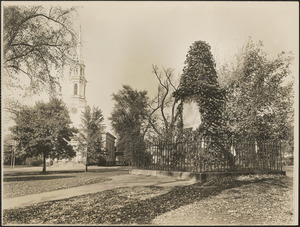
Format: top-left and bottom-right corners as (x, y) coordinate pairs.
(133, 137), (283, 173)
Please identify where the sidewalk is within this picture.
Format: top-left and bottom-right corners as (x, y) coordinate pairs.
(3, 174), (193, 210)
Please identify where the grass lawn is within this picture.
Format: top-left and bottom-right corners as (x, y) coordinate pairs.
(3, 172), (294, 225)
(153, 174), (294, 225)
(3, 166), (130, 199)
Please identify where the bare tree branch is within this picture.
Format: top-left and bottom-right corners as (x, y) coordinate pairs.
(148, 65), (183, 140)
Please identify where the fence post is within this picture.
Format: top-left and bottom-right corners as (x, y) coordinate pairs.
(196, 140), (203, 173)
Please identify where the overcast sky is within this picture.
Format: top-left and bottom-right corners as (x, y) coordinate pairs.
(77, 1), (299, 132)
(3, 1), (299, 133)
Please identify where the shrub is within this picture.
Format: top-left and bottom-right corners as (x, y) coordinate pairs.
(283, 157), (293, 166)
(98, 156), (107, 166)
(25, 158), (43, 166)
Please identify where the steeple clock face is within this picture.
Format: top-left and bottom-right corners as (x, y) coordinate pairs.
(71, 107), (78, 114)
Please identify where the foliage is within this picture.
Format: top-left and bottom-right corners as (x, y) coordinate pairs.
(3, 5), (78, 95)
(110, 85), (149, 165)
(3, 134), (24, 165)
(219, 39), (294, 142)
(25, 158), (43, 166)
(10, 98), (77, 171)
(77, 106), (105, 171)
(98, 156), (107, 166)
(170, 41), (229, 166)
(174, 41), (227, 137)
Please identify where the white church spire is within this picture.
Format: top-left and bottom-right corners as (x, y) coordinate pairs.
(67, 25), (87, 128)
(78, 25), (84, 65)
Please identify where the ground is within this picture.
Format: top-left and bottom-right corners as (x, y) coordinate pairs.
(153, 173), (294, 225)
(2, 165), (296, 225)
(3, 165), (129, 199)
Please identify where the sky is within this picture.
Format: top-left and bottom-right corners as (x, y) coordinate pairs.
(78, 1), (299, 132)
(2, 1), (299, 134)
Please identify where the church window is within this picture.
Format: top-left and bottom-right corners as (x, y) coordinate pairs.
(74, 83), (78, 95)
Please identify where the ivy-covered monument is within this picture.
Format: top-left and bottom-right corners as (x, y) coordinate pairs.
(174, 41), (226, 137)
(172, 41), (230, 171)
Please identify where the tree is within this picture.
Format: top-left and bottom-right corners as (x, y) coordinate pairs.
(174, 41), (227, 137)
(10, 98), (77, 172)
(146, 65), (183, 142)
(3, 5), (78, 96)
(110, 85), (149, 165)
(219, 39), (294, 143)
(77, 106), (105, 172)
(3, 134), (24, 167)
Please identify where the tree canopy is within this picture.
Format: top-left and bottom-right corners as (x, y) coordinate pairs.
(77, 106), (105, 171)
(219, 39), (294, 142)
(10, 98), (77, 171)
(3, 5), (78, 95)
(110, 85), (149, 165)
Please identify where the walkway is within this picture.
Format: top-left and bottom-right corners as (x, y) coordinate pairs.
(3, 174), (193, 210)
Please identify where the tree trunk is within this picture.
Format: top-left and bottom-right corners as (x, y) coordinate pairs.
(43, 152), (46, 172)
(85, 151), (88, 172)
(13, 140), (17, 168)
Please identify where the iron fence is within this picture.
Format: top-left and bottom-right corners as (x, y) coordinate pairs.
(133, 137), (283, 173)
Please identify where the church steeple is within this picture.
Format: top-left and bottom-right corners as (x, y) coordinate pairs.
(78, 26), (84, 65)
(65, 26), (88, 163)
(70, 26), (87, 100)
(68, 26), (87, 128)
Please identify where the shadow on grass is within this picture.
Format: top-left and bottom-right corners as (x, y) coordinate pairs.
(4, 175), (75, 182)
(4, 167), (130, 177)
(88, 169), (129, 174)
(4, 170), (85, 177)
(2, 176), (288, 225)
(103, 178), (280, 225)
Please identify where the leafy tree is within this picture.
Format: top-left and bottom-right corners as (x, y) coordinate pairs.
(10, 98), (77, 172)
(174, 41), (227, 137)
(3, 5), (77, 95)
(77, 106), (105, 172)
(3, 134), (22, 166)
(219, 39), (294, 144)
(110, 85), (149, 165)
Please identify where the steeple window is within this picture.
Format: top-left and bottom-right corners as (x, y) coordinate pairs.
(74, 83), (78, 95)
(80, 67), (84, 76)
